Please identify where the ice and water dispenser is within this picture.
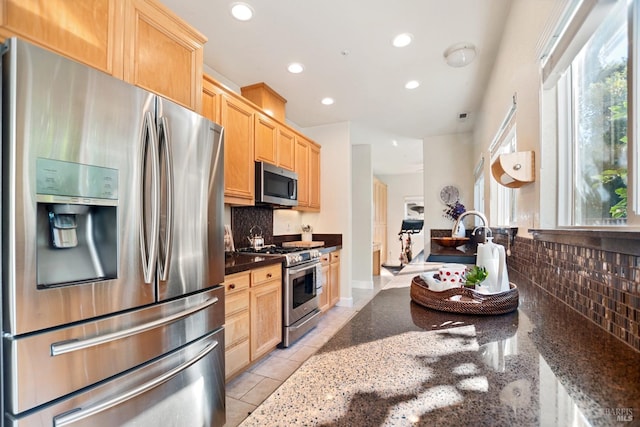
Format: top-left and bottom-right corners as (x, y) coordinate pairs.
(36, 158), (118, 287)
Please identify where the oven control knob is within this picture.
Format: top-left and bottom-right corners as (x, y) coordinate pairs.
(310, 249), (319, 258)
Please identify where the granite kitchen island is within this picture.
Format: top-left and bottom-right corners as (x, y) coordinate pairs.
(241, 268), (640, 426)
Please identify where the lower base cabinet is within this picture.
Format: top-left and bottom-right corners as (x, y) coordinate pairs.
(319, 250), (341, 312)
(224, 264), (282, 381)
(223, 271), (250, 380)
(250, 279), (282, 360)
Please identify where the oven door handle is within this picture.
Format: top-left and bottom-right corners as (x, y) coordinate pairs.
(50, 297), (219, 356)
(287, 261), (320, 274)
(52, 339), (219, 427)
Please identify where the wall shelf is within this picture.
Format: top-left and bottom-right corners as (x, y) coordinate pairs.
(491, 151), (535, 188)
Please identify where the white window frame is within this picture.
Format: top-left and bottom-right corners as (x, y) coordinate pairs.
(473, 157), (485, 228)
(489, 101), (517, 227)
(541, 0), (639, 227)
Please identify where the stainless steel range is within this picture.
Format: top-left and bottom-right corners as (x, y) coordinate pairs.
(237, 245), (322, 347)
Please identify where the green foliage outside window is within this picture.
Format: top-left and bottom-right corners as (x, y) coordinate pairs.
(588, 65), (627, 220)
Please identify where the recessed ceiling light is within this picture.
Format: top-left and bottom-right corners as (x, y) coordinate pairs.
(321, 97), (334, 105)
(392, 140), (398, 147)
(230, 2), (254, 21)
(392, 33), (413, 48)
(405, 80), (420, 89)
(287, 63), (304, 74)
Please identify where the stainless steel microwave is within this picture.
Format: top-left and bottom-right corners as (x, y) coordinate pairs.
(255, 161), (298, 207)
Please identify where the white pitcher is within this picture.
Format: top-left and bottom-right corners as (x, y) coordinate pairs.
(476, 237), (510, 293)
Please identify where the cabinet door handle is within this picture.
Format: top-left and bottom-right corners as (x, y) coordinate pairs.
(266, 273), (272, 278)
(229, 283), (236, 290)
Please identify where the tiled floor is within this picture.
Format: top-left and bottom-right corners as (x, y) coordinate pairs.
(224, 270), (392, 427)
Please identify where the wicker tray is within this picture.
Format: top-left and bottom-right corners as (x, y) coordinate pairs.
(410, 275), (519, 315)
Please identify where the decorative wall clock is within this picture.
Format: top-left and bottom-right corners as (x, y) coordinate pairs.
(439, 185), (459, 204)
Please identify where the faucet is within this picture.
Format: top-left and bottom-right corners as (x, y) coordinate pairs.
(451, 210), (489, 238)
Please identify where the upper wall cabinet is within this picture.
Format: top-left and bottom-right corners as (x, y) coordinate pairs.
(203, 76), (256, 205)
(295, 135), (321, 212)
(0, 0), (121, 75)
(203, 74), (320, 208)
(277, 126), (295, 171)
(221, 93), (256, 205)
(202, 74), (223, 124)
(254, 112), (296, 171)
(309, 143), (320, 210)
(122, 0), (205, 111)
(254, 112), (278, 166)
(0, 0), (206, 111)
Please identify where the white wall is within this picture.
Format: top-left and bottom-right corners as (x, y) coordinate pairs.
(351, 145), (373, 288)
(299, 122), (353, 306)
(377, 173), (424, 264)
(422, 133), (475, 256)
(273, 209), (302, 235)
(473, 0), (557, 235)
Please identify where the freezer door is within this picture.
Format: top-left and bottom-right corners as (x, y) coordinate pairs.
(2, 38), (156, 335)
(155, 97), (224, 301)
(5, 327), (225, 427)
(4, 287), (223, 416)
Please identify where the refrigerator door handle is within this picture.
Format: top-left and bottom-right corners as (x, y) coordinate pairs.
(157, 115), (173, 281)
(140, 111), (160, 284)
(52, 339), (220, 427)
(50, 296), (219, 356)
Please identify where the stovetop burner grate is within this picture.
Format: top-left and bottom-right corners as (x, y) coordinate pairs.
(236, 245), (302, 255)
(236, 245), (322, 267)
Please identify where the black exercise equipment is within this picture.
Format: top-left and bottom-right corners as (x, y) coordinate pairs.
(383, 219), (424, 269)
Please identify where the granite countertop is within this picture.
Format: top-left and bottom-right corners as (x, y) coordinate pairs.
(226, 234), (343, 275)
(224, 252), (284, 275)
(242, 268), (640, 426)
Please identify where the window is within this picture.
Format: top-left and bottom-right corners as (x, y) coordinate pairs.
(543, 0), (638, 226)
(473, 157), (485, 227)
(489, 102), (517, 226)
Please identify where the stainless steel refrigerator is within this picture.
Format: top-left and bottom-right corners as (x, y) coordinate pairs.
(1, 38), (225, 426)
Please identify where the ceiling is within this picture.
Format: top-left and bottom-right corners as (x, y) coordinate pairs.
(161, 0), (513, 175)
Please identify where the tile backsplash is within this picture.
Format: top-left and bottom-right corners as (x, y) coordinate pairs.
(231, 206), (274, 250)
(498, 234), (640, 352)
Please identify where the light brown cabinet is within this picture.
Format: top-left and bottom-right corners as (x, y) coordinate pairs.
(254, 112), (278, 165)
(224, 271), (250, 380)
(250, 264), (282, 361)
(0, 0), (120, 75)
(202, 74), (320, 206)
(277, 126), (296, 171)
(202, 74), (223, 124)
(221, 94), (256, 205)
(309, 143), (321, 209)
(294, 135), (321, 211)
(295, 137), (310, 207)
(255, 114), (297, 172)
(122, 0), (205, 111)
(319, 250), (340, 311)
(224, 263), (283, 381)
(318, 260), (330, 312)
(1, 0), (206, 111)
(329, 251), (341, 307)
